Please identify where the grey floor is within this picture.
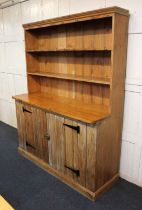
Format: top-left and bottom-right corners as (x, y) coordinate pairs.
(0, 121), (142, 210)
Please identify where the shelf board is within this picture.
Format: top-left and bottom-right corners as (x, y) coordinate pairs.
(28, 72), (111, 85)
(13, 92), (110, 124)
(26, 49), (111, 53)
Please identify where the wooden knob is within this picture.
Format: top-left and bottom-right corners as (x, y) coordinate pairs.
(44, 134), (50, 140)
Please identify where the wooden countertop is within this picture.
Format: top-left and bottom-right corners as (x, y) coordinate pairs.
(13, 92), (110, 124)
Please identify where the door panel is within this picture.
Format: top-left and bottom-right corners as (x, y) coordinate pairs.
(48, 113), (57, 168)
(47, 114), (88, 188)
(35, 108), (49, 162)
(16, 102), (48, 160)
(16, 102), (37, 155)
(77, 122), (87, 186)
(47, 113), (65, 172)
(64, 119), (74, 179)
(86, 126), (97, 191)
(16, 101), (26, 149)
(56, 115), (65, 173)
(64, 119), (87, 187)
(23, 104), (36, 155)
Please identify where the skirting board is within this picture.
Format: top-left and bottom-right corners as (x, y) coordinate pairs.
(18, 147), (119, 200)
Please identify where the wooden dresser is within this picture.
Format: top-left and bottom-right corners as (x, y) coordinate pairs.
(13, 7), (129, 200)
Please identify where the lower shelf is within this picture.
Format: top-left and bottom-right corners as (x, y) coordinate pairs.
(19, 147), (119, 200)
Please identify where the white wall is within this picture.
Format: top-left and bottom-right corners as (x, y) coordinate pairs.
(0, 0), (142, 187)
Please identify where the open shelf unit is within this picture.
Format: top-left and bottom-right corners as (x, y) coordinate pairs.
(24, 15), (113, 119)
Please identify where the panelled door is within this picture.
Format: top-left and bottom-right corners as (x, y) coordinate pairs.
(16, 101), (49, 161)
(64, 118), (87, 187)
(46, 113), (65, 173)
(16, 101), (36, 154)
(47, 113), (87, 188)
(64, 121), (97, 191)
(23, 103), (37, 155)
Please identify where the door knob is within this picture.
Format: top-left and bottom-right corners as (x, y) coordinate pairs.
(44, 133), (50, 140)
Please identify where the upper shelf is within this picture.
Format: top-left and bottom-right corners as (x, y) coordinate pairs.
(28, 72), (111, 85)
(26, 49), (112, 53)
(13, 92), (110, 124)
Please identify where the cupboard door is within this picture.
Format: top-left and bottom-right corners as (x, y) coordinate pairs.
(16, 101), (37, 155)
(46, 113), (88, 188)
(22, 103), (37, 155)
(47, 113), (65, 173)
(16, 102), (49, 160)
(64, 119), (87, 187)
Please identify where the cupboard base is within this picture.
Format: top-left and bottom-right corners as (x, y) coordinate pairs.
(18, 147), (119, 200)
